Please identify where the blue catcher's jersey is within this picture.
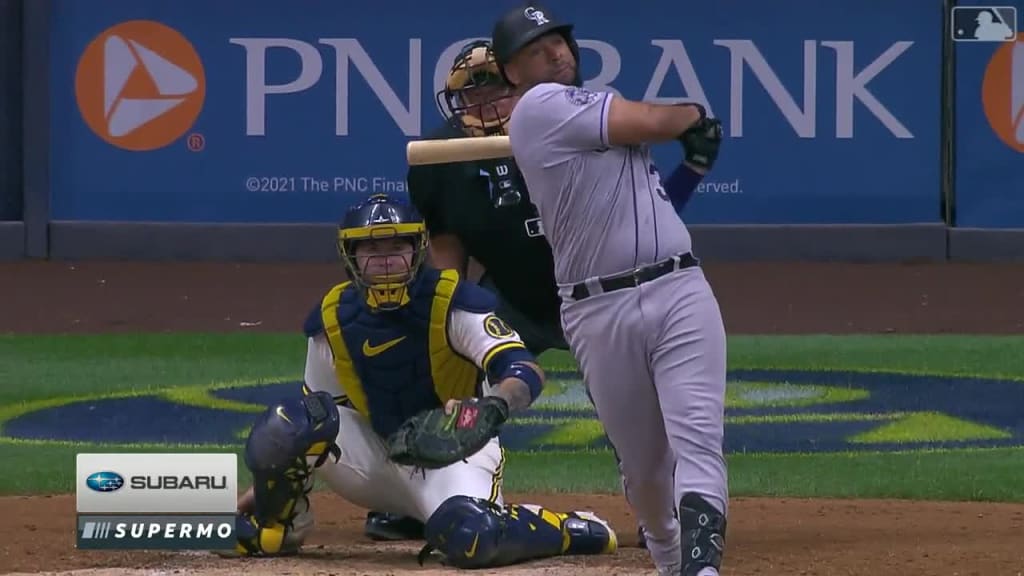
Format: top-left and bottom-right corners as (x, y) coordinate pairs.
(303, 267), (498, 439)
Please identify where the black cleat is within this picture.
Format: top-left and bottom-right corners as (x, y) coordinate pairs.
(364, 511), (426, 541)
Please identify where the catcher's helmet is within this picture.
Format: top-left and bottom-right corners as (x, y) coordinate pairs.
(337, 193), (428, 311)
(491, 3), (581, 87)
(437, 40), (515, 137)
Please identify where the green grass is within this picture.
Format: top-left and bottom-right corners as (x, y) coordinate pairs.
(9, 445), (1024, 502)
(2, 333), (1023, 501)
(0, 333), (303, 404)
(504, 448), (1024, 502)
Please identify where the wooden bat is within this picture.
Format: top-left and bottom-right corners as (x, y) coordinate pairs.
(406, 135), (512, 166)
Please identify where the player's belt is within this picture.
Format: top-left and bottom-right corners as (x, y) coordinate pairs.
(570, 252), (700, 301)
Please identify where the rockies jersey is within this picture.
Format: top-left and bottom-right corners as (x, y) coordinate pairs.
(508, 83), (694, 286)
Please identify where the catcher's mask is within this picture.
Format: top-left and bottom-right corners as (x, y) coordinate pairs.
(337, 194), (428, 311)
(437, 40), (515, 137)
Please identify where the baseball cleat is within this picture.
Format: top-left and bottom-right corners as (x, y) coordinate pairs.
(561, 511), (618, 555)
(364, 510), (426, 541)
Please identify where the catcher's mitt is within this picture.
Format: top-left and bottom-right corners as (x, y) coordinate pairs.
(386, 396), (510, 470)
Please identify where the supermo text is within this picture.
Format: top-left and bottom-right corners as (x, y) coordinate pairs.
(114, 522), (233, 539)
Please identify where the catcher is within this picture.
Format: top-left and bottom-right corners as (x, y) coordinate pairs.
(229, 193), (617, 568)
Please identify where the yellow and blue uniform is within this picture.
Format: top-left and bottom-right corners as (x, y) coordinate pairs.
(301, 266), (533, 440)
(234, 192), (616, 567)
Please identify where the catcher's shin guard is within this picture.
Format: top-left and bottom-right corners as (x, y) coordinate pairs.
(233, 491), (314, 557)
(234, 390), (338, 556)
(421, 496), (616, 569)
(679, 493), (727, 576)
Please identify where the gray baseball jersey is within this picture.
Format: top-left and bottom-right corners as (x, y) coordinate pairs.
(507, 82), (693, 286)
(508, 81), (729, 576)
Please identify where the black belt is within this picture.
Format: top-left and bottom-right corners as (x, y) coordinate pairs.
(570, 252), (700, 301)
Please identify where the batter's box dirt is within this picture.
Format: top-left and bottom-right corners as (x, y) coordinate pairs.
(2, 493), (1024, 575)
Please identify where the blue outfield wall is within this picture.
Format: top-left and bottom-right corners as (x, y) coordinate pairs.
(48, 0), (946, 227)
(0, 0), (23, 222)
(952, 1), (1024, 228)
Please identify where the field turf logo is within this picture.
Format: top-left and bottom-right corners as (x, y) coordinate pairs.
(2, 369), (1022, 454)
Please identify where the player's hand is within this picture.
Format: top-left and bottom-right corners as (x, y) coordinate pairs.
(678, 117), (723, 171)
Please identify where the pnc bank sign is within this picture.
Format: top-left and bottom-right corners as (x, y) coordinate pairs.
(76, 19), (927, 152)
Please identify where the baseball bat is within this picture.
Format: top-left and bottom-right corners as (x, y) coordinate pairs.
(406, 135), (512, 166)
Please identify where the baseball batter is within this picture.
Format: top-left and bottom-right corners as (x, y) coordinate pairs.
(371, 39), (721, 545)
(492, 5), (729, 576)
(229, 193), (617, 568)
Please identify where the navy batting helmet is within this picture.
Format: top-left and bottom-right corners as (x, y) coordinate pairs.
(491, 3), (581, 87)
(337, 194), (428, 310)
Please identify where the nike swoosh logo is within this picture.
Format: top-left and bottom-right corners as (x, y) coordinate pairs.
(464, 534), (479, 558)
(362, 336), (407, 357)
(275, 406), (292, 423)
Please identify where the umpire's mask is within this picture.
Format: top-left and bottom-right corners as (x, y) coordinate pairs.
(437, 40), (516, 137)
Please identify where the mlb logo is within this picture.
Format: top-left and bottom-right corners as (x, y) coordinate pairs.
(952, 6), (1017, 42)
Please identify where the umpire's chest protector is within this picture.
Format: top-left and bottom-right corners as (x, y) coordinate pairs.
(318, 268), (482, 439)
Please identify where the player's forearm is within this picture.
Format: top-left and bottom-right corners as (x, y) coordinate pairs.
(653, 104), (703, 141)
(492, 378), (533, 412)
(428, 233), (469, 274)
(665, 162), (704, 211)
(607, 99), (703, 146)
(491, 361), (545, 413)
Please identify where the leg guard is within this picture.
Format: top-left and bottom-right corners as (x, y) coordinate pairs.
(236, 390), (340, 556)
(421, 496), (614, 569)
(679, 493), (727, 576)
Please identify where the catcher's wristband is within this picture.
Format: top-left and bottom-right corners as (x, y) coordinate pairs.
(501, 362), (543, 402)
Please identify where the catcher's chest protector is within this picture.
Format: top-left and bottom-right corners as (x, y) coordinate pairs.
(319, 268), (480, 439)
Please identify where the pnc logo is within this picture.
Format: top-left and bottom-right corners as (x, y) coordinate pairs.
(75, 20), (205, 151)
(981, 33), (1024, 153)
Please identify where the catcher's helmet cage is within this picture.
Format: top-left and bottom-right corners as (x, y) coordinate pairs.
(491, 3), (581, 87)
(437, 40), (514, 137)
(337, 193), (428, 311)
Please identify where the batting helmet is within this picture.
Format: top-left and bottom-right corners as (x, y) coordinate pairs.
(491, 3), (581, 87)
(337, 193), (428, 311)
(436, 40), (515, 137)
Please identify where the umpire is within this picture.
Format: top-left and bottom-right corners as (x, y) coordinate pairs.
(362, 38), (723, 542)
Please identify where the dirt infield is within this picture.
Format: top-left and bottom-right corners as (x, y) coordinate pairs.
(2, 260), (1024, 575)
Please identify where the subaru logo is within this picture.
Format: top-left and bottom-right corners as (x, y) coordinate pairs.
(86, 471), (124, 492)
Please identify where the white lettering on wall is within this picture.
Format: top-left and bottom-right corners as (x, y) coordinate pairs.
(230, 36), (915, 140)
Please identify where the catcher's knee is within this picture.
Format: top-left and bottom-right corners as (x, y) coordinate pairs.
(244, 390), (340, 474)
(423, 495), (504, 568)
(679, 493), (727, 575)
(239, 390), (339, 555)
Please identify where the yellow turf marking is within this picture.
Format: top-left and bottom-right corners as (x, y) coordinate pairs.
(850, 412), (1013, 444)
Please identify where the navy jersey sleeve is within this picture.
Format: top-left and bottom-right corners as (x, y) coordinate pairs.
(449, 275), (499, 314)
(302, 303), (324, 338)
(408, 162), (451, 236)
(408, 122), (466, 237)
